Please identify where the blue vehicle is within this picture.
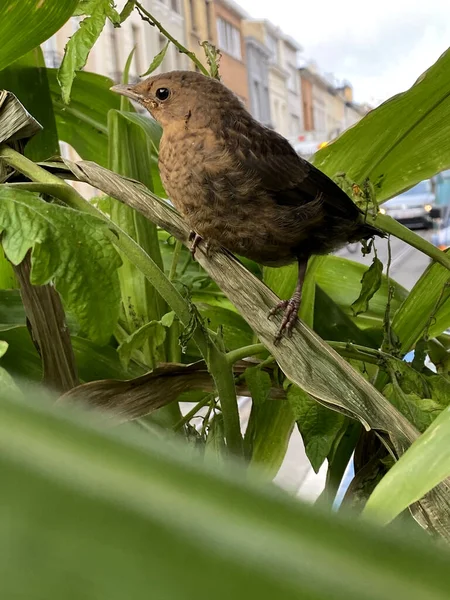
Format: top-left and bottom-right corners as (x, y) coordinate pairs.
(381, 179), (435, 230)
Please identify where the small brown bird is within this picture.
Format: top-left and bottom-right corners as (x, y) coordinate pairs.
(112, 71), (382, 341)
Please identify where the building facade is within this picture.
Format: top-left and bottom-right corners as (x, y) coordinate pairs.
(182, 0), (214, 70)
(44, 0), (189, 82)
(241, 20), (302, 142)
(242, 25), (271, 126)
(212, 0), (249, 106)
(279, 33), (303, 141)
(298, 64), (367, 145)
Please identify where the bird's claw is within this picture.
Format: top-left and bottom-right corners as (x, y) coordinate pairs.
(268, 298), (301, 344)
(189, 231), (203, 259)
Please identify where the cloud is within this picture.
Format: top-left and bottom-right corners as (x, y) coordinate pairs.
(238, 0), (450, 103)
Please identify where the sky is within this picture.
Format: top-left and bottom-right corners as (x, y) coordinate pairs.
(238, 0), (450, 105)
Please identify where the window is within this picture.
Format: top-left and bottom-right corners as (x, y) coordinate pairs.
(42, 36), (60, 68)
(266, 34), (278, 63)
(106, 21), (121, 81)
(217, 18), (242, 60)
(171, 0), (181, 13)
(253, 80), (261, 120)
(290, 114), (300, 136)
(131, 25), (142, 76)
(189, 0), (197, 30)
(287, 66), (298, 93)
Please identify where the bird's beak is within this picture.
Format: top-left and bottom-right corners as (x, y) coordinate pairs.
(110, 83), (143, 102)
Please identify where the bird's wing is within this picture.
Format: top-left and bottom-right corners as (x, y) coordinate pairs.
(234, 125), (361, 220)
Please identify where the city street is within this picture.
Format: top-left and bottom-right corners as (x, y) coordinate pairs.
(337, 229), (433, 291)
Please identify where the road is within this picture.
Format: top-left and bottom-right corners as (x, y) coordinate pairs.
(336, 229), (433, 290)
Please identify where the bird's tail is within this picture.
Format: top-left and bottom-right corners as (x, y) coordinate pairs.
(350, 220), (386, 242)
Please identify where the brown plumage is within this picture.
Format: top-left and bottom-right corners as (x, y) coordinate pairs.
(112, 71), (382, 341)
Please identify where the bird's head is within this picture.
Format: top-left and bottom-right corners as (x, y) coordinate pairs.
(111, 70), (243, 128)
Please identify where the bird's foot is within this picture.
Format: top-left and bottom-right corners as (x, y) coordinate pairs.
(188, 231), (203, 259)
(268, 296), (301, 344)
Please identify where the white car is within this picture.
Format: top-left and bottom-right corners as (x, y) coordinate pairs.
(381, 180), (435, 230)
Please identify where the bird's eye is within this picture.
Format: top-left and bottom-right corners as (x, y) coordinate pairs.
(155, 87), (170, 101)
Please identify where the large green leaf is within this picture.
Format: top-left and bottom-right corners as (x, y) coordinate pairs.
(0, 48), (59, 161)
(108, 108), (168, 364)
(287, 382), (346, 473)
(364, 405), (450, 526)
(314, 48), (450, 201)
(2, 392), (450, 599)
(244, 366), (294, 479)
(0, 0), (78, 72)
(315, 255), (408, 331)
(0, 187), (121, 344)
(391, 252), (450, 354)
(47, 69), (119, 167)
(57, 0), (119, 104)
(0, 326), (144, 384)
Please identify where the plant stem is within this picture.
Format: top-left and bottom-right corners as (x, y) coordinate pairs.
(226, 343), (267, 366)
(209, 344), (243, 456)
(169, 240), (182, 281)
(372, 213), (450, 271)
(134, 1), (209, 77)
(0, 147), (243, 457)
(172, 393), (213, 432)
(327, 341), (383, 365)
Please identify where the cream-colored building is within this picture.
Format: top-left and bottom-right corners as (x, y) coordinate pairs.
(241, 20), (302, 142)
(299, 63), (367, 144)
(43, 0), (189, 81)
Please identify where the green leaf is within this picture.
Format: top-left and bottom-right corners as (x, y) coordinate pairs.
(48, 68), (120, 166)
(118, 320), (167, 369)
(196, 303), (254, 350)
(0, 187), (121, 344)
(141, 42), (170, 77)
(0, 325), (144, 384)
(314, 285), (380, 347)
(57, 0), (112, 104)
(244, 367), (294, 479)
(314, 48), (450, 202)
(0, 0), (78, 72)
(0, 338), (23, 395)
(120, 0), (136, 23)
(315, 255), (408, 330)
(3, 391), (450, 599)
(245, 366), (271, 406)
(0, 47), (59, 161)
(0, 246), (17, 289)
(391, 253), (450, 354)
(0, 340), (8, 358)
(351, 256), (383, 316)
(205, 413), (226, 463)
(364, 404), (450, 526)
(114, 111), (165, 197)
(107, 108), (168, 364)
(287, 383), (346, 473)
(383, 385), (441, 433)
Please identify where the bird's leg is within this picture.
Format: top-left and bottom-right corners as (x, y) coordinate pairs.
(268, 258), (309, 343)
(188, 230), (203, 258)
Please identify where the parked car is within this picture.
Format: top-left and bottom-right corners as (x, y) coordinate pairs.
(380, 179), (436, 229)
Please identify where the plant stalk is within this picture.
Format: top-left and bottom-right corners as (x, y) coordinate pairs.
(134, 1), (209, 77)
(0, 147), (243, 457)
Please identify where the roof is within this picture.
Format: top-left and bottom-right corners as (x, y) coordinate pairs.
(244, 18), (302, 51)
(215, 0), (250, 19)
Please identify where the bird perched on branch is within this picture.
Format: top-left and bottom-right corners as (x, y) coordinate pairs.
(112, 71), (382, 342)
